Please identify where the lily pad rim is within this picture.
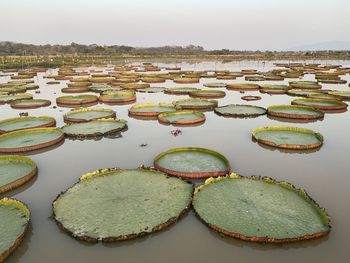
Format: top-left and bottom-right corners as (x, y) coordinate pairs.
(0, 155), (37, 194)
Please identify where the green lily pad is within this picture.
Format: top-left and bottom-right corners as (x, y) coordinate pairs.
(53, 168), (193, 242)
(289, 81), (321, 89)
(0, 87), (27, 94)
(174, 98), (218, 110)
(62, 119), (127, 137)
(61, 87), (90, 93)
(0, 198), (30, 262)
(129, 103), (176, 117)
(245, 75), (265, 81)
(192, 174), (330, 243)
(328, 91), (350, 100)
(10, 99), (51, 109)
(154, 147), (230, 179)
(287, 89), (323, 97)
(267, 105), (324, 120)
(0, 156), (37, 193)
(252, 126), (323, 149)
(56, 95), (98, 106)
(214, 104), (266, 117)
(90, 86), (122, 93)
(120, 83), (150, 90)
(24, 84), (39, 90)
(241, 95), (261, 101)
(318, 79), (346, 84)
(291, 98), (348, 110)
(164, 87), (199, 95)
(0, 93), (33, 103)
(158, 110), (206, 126)
(0, 127), (65, 153)
(173, 78), (199, 84)
(259, 85), (289, 94)
(0, 116), (56, 134)
(203, 83), (226, 88)
(99, 91), (136, 104)
(64, 108), (116, 123)
(307, 93), (340, 100)
(189, 90), (226, 99)
(136, 87), (165, 93)
(226, 83), (260, 91)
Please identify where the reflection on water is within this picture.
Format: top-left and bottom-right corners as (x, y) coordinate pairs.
(1, 60), (350, 263)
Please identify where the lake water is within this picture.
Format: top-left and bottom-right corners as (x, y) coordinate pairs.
(1, 60), (350, 263)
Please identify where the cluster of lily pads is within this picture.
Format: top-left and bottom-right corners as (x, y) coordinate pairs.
(1, 61), (349, 261)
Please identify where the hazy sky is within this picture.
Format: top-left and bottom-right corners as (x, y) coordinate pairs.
(1, 0), (349, 50)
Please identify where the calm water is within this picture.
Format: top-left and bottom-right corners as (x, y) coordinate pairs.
(1, 60), (350, 263)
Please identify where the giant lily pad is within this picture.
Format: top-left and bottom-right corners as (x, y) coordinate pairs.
(318, 79), (346, 84)
(259, 85), (289, 94)
(0, 116), (56, 134)
(189, 90), (226, 99)
(291, 98), (348, 110)
(289, 81), (321, 89)
(61, 87), (90, 93)
(287, 89), (323, 97)
(158, 110), (206, 126)
(141, 77), (166, 83)
(62, 119), (127, 137)
(0, 156), (37, 193)
(328, 91), (350, 100)
(0, 127), (64, 153)
(203, 83), (226, 88)
(226, 83), (260, 91)
(53, 168), (193, 242)
(90, 86), (122, 94)
(267, 105), (324, 120)
(174, 98), (218, 110)
(128, 103), (176, 118)
(164, 87), (199, 95)
(154, 147), (230, 179)
(192, 174), (330, 243)
(10, 99), (51, 109)
(307, 93), (340, 100)
(252, 126), (323, 150)
(136, 87), (165, 93)
(0, 87), (27, 94)
(56, 95), (98, 106)
(173, 78), (199, 84)
(99, 91), (136, 104)
(215, 104), (266, 117)
(120, 83), (150, 90)
(64, 108), (116, 123)
(0, 93), (33, 103)
(241, 95), (261, 101)
(0, 198), (30, 261)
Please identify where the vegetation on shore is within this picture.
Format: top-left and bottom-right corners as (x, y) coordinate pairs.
(0, 41), (349, 69)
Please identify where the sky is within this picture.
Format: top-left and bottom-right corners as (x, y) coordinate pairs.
(1, 0), (350, 50)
